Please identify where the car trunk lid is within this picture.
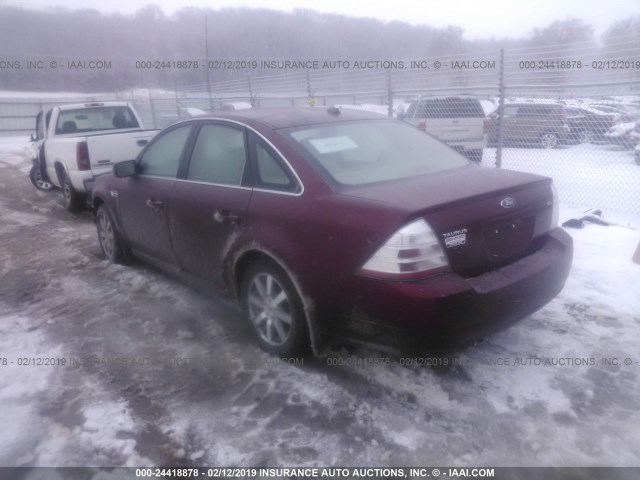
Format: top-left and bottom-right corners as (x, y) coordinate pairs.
(342, 166), (555, 277)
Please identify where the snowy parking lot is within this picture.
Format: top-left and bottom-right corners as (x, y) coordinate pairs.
(1, 138), (640, 468)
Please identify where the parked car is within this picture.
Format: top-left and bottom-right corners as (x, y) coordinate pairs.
(604, 121), (640, 149)
(92, 107), (573, 356)
(589, 104), (640, 123)
(565, 106), (618, 143)
(31, 102), (159, 211)
(401, 96), (486, 163)
(485, 102), (571, 148)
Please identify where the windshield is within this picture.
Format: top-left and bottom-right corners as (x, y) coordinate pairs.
(284, 120), (470, 186)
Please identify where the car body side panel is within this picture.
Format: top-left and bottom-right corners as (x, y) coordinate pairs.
(116, 176), (176, 265)
(169, 181), (253, 286)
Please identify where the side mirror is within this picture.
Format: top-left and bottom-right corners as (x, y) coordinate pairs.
(114, 159), (137, 178)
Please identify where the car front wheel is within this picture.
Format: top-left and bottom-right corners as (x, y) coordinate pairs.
(241, 261), (309, 357)
(579, 129), (594, 143)
(29, 164), (53, 191)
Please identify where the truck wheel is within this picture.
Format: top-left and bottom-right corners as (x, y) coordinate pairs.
(240, 260), (309, 357)
(61, 171), (86, 213)
(29, 164), (54, 191)
(96, 204), (129, 264)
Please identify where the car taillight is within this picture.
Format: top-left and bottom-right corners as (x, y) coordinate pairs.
(76, 141), (90, 171)
(418, 120), (426, 131)
(359, 219), (449, 280)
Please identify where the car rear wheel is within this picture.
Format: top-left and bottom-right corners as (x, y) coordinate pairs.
(241, 261), (309, 357)
(96, 204), (129, 264)
(579, 129), (594, 143)
(540, 132), (559, 149)
(61, 170), (86, 212)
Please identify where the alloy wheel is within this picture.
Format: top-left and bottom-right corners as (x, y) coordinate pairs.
(247, 272), (293, 347)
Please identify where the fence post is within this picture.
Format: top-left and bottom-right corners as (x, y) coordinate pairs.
(306, 70), (315, 106)
(174, 82), (181, 119)
(495, 48), (506, 169)
(247, 75), (254, 107)
(387, 70), (393, 117)
(148, 87), (157, 129)
(204, 13), (214, 112)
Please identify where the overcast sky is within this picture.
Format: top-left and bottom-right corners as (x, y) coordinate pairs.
(4, 0), (640, 39)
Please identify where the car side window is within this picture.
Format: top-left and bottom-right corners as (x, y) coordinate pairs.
(518, 105), (550, 117)
(254, 141), (296, 190)
(139, 125), (191, 177)
(503, 106), (518, 117)
(187, 124), (247, 185)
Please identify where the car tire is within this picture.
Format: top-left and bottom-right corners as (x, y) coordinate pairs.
(61, 170), (86, 213)
(540, 132), (559, 149)
(579, 129), (594, 143)
(240, 260), (309, 357)
(96, 204), (130, 264)
(29, 164), (54, 191)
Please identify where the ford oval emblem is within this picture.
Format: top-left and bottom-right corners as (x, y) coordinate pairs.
(500, 197), (516, 208)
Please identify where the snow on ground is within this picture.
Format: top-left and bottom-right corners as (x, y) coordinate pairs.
(480, 144), (640, 214)
(0, 139), (639, 468)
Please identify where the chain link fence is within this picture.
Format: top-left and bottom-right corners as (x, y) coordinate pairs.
(1, 42), (639, 213)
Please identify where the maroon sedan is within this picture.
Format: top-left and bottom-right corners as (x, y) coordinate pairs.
(92, 107), (572, 356)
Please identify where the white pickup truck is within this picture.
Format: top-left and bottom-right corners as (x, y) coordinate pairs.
(30, 102), (159, 212)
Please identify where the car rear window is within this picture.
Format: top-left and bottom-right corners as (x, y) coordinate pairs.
(406, 98), (485, 119)
(284, 120), (469, 186)
(55, 106), (139, 134)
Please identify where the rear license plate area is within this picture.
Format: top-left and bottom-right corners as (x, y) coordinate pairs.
(483, 217), (534, 262)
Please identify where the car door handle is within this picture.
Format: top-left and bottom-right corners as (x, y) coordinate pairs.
(137, 139), (149, 147)
(213, 209), (240, 224)
(146, 199), (164, 210)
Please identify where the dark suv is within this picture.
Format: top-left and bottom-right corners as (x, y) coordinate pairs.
(485, 103), (571, 149)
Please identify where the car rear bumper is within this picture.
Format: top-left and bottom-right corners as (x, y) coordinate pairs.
(339, 228), (573, 350)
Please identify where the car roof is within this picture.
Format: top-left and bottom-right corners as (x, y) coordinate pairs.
(184, 106), (389, 129)
(57, 101), (131, 111)
(505, 102), (564, 107)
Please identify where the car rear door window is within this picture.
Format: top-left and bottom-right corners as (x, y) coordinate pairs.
(422, 99), (485, 118)
(139, 125), (191, 177)
(254, 141), (297, 190)
(187, 124), (247, 185)
(517, 105), (551, 117)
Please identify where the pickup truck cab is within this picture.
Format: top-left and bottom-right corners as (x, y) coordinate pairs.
(32, 102), (159, 212)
